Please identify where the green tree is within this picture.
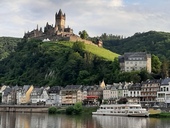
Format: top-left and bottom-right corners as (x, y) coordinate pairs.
(151, 54), (162, 74)
(79, 30), (89, 39)
(161, 59), (169, 78)
(72, 41), (85, 53)
(66, 106), (74, 115)
(48, 106), (57, 114)
(73, 102), (83, 115)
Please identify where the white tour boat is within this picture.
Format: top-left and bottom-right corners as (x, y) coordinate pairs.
(92, 104), (149, 117)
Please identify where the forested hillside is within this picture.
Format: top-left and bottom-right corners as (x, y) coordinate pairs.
(2, 31), (170, 87)
(0, 37), (21, 60)
(0, 39), (120, 86)
(101, 31), (170, 60)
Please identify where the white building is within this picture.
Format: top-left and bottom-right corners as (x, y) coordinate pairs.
(103, 85), (112, 100)
(119, 52), (151, 73)
(128, 83), (141, 103)
(157, 78), (170, 104)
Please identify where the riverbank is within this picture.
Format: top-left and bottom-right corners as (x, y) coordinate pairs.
(149, 112), (170, 118)
(148, 108), (170, 118)
(55, 106), (98, 115)
(0, 105), (49, 113)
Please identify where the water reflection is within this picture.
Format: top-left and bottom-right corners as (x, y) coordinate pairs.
(93, 115), (149, 128)
(92, 115), (170, 128)
(0, 112), (100, 128)
(0, 112), (170, 128)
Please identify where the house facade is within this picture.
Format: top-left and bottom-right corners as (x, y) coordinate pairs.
(157, 78), (170, 107)
(47, 86), (62, 106)
(61, 85), (83, 105)
(127, 83), (141, 104)
(118, 52), (151, 73)
(141, 80), (160, 107)
(19, 85), (34, 104)
(31, 87), (49, 104)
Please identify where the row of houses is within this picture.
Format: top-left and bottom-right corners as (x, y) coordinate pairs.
(103, 78), (170, 107)
(0, 81), (105, 106)
(1, 78), (170, 107)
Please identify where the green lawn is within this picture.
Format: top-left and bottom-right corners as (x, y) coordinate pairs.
(44, 41), (119, 61)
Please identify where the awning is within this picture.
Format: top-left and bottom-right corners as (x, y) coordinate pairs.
(86, 96), (98, 99)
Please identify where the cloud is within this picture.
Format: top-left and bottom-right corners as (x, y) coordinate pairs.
(0, 0), (170, 37)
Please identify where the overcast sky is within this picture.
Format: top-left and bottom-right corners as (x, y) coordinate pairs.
(1, 0), (170, 38)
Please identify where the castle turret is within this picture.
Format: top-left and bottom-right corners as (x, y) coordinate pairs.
(55, 9), (65, 32)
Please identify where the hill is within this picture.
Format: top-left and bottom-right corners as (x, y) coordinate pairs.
(102, 31), (170, 60)
(0, 39), (119, 86)
(0, 37), (21, 60)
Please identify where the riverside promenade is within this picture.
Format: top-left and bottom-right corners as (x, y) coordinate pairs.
(0, 105), (49, 113)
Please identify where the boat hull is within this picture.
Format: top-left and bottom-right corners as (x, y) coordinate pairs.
(92, 104), (149, 117)
(92, 112), (149, 117)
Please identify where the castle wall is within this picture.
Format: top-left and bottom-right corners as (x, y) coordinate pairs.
(68, 35), (96, 46)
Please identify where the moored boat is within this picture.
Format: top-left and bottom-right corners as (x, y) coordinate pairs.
(92, 104), (149, 117)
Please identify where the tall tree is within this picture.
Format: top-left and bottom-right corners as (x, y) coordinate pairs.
(79, 30), (89, 39)
(161, 59), (169, 78)
(151, 54), (162, 74)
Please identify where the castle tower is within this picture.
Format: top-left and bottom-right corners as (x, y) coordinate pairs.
(55, 9), (65, 32)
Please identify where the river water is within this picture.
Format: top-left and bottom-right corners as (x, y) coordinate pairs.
(0, 112), (170, 128)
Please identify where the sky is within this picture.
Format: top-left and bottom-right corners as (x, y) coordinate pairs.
(0, 0), (170, 38)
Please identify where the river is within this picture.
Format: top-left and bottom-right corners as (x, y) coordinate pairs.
(0, 112), (170, 128)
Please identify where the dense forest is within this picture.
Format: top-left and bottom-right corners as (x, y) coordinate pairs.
(99, 31), (170, 60)
(0, 39), (121, 86)
(1, 31), (170, 86)
(0, 37), (21, 60)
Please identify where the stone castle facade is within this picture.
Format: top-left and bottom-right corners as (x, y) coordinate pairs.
(24, 9), (94, 45)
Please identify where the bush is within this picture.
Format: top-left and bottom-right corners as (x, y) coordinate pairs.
(73, 102), (83, 115)
(66, 102), (83, 115)
(66, 106), (74, 115)
(48, 106), (57, 114)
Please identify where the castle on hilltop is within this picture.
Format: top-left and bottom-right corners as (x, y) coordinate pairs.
(24, 9), (93, 45)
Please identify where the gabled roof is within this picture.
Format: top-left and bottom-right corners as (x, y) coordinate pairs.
(63, 85), (82, 90)
(12, 85), (22, 91)
(82, 86), (91, 91)
(141, 79), (161, 84)
(161, 78), (170, 85)
(104, 85), (112, 90)
(129, 83), (141, 90)
(32, 88), (43, 95)
(110, 86), (117, 91)
(22, 85), (31, 93)
(3, 87), (12, 96)
(119, 52), (151, 62)
(100, 80), (105, 89)
(48, 86), (63, 93)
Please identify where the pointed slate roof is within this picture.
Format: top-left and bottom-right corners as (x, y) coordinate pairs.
(3, 87), (12, 96)
(63, 85), (82, 90)
(48, 86), (63, 93)
(161, 78), (170, 85)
